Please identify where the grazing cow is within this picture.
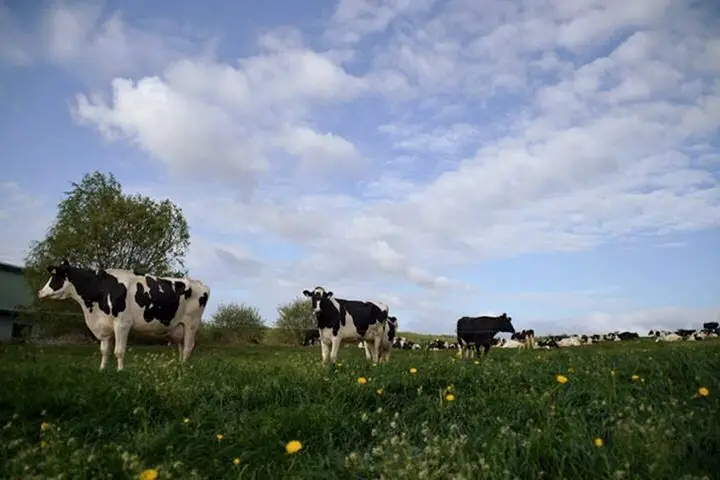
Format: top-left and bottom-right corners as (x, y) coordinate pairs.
(676, 329), (696, 339)
(303, 328), (320, 346)
(703, 322), (719, 332)
(456, 313), (516, 360)
(618, 331), (639, 341)
(302, 286), (389, 366)
(38, 260), (210, 371)
(511, 329), (536, 349)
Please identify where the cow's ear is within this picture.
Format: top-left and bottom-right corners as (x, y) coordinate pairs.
(324, 291), (333, 298)
(302, 290), (312, 297)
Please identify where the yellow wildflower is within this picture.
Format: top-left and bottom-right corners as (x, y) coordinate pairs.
(611, 369), (616, 376)
(285, 440), (303, 454)
(40, 440), (48, 448)
(698, 387), (710, 397)
(631, 375), (640, 381)
(556, 374), (568, 384)
(182, 418), (190, 424)
(593, 437), (604, 447)
(376, 388), (384, 395)
(138, 469), (158, 480)
(40, 422), (51, 432)
(473, 360), (480, 365)
(233, 457), (240, 465)
(216, 434), (224, 441)
(445, 394), (456, 402)
(357, 377), (368, 385)
(409, 368), (418, 374)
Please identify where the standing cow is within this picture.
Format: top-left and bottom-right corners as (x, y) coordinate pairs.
(377, 315), (398, 363)
(302, 286), (389, 366)
(38, 260), (210, 371)
(456, 313), (516, 360)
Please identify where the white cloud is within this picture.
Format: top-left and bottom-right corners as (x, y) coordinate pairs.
(2, 0), (719, 334)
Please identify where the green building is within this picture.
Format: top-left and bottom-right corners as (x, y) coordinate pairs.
(0, 262), (35, 342)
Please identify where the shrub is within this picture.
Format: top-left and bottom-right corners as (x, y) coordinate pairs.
(208, 302), (267, 345)
(271, 298), (315, 346)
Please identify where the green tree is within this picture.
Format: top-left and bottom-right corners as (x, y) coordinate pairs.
(273, 297), (314, 345)
(24, 171), (191, 309)
(210, 302), (266, 344)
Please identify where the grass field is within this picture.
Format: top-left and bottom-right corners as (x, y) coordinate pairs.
(1, 340), (719, 479)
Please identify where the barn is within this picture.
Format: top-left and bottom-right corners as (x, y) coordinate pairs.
(0, 261), (35, 343)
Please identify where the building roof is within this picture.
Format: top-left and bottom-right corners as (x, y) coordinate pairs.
(0, 262), (24, 275)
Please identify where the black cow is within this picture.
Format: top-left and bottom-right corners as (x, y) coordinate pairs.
(703, 322), (719, 332)
(618, 331), (639, 341)
(302, 286), (389, 366)
(303, 328), (320, 346)
(38, 260), (210, 370)
(456, 313), (516, 360)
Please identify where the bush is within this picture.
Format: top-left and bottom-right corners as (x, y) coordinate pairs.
(271, 298), (315, 346)
(207, 302), (267, 345)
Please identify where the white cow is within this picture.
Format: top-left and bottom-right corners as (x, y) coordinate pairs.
(557, 336), (583, 348)
(38, 260), (210, 370)
(655, 332), (682, 342)
(498, 338), (524, 349)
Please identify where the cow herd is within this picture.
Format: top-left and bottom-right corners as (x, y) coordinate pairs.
(35, 261), (719, 371)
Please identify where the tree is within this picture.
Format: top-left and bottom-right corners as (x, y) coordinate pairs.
(24, 171), (191, 308)
(274, 297), (314, 345)
(210, 302), (266, 344)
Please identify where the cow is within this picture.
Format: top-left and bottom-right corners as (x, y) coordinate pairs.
(498, 338), (524, 349)
(37, 260), (210, 371)
(377, 316), (398, 363)
(618, 331), (639, 341)
(511, 329), (536, 349)
(656, 332), (682, 342)
(456, 313), (516, 360)
(303, 328), (320, 346)
(702, 322), (718, 332)
(302, 286), (389, 366)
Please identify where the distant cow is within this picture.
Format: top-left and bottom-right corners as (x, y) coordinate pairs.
(511, 329), (536, 349)
(38, 260), (210, 371)
(303, 328), (320, 346)
(618, 331), (639, 341)
(302, 286), (389, 366)
(456, 313), (516, 360)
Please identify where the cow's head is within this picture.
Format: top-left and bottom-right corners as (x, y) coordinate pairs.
(38, 259), (75, 300)
(499, 313), (515, 333)
(302, 286), (333, 316)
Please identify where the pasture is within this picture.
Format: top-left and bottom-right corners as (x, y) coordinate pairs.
(1, 340), (719, 479)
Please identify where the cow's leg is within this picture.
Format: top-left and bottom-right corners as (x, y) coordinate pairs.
(112, 318), (132, 371)
(181, 320), (199, 362)
(363, 342), (373, 361)
(329, 336), (342, 364)
(320, 339), (330, 366)
(167, 323), (185, 361)
(99, 336), (112, 370)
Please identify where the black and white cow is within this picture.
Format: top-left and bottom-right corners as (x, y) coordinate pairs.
(303, 328), (320, 346)
(456, 313), (516, 360)
(38, 260), (210, 371)
(302, 286), (389, 366)
(511, 329), (536, 349)
(377, 315), (398, 363)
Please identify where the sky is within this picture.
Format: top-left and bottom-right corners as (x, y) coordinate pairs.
(1, 0), (719, 337)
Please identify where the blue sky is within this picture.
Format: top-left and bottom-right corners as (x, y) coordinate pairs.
(1, 0), (719, 336)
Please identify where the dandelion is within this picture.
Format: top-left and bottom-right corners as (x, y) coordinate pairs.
(611, 369), (616, 376)
(285, 440), (303, 454)
(473, 360), (480, 365)
(376, 388), (384, 395)
(631, 375), (640, 382)
(445, 394), (456, 402)
(593, 437), (604, 448)
(409, 368), (418, 374)
(40, 440), (48, 448)
(216, 434), (224, 441)
(138, 469), (158, 480)
(40, 422), (51, 432)
(698, 387), (710, 397)
(357, 377), (368, 385)
(556, 374), (568, 384)
(182, 418), (190, 424)
(233, 457), (240, 465)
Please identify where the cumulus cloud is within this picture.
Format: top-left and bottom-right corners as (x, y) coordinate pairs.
(2, 0), (719, 334)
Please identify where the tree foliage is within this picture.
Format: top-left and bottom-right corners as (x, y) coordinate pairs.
(209, 302), (267, 344)
(274, 297), (314, 345)
(24, 171), (191, 309)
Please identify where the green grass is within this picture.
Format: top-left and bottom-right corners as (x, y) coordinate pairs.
(1, 340), (719, 479)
